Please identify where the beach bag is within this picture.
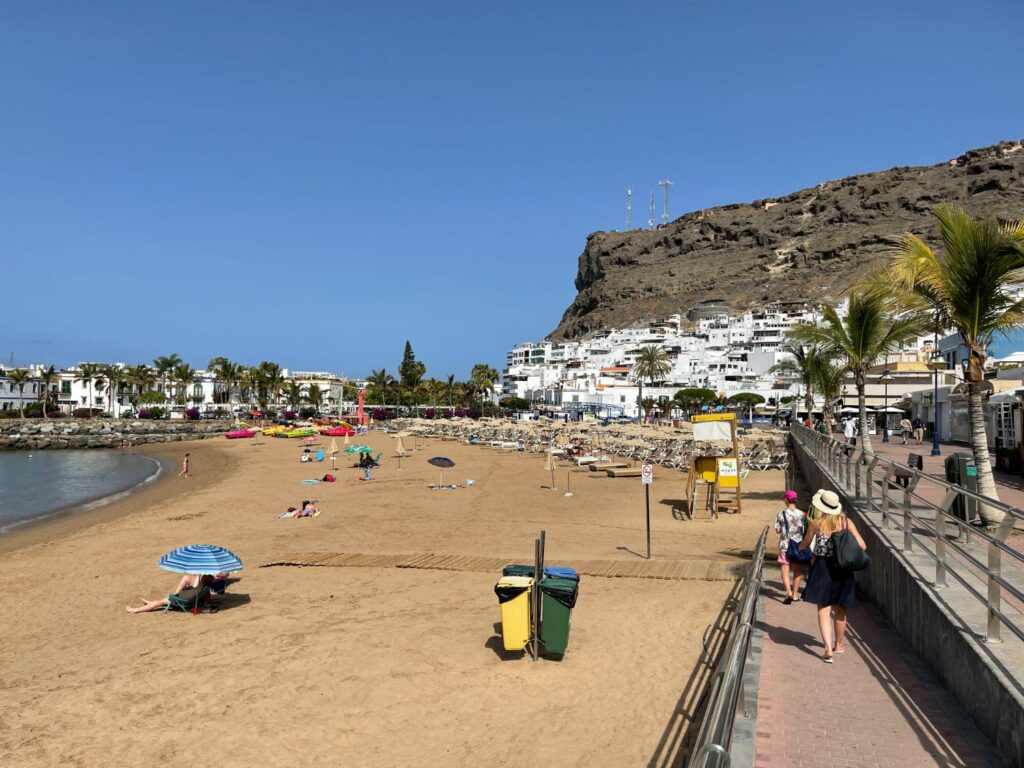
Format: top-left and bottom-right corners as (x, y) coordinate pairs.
(782, 513), (813, 564)
(321, 473), (335, 483)
(832, 527), (870, 571)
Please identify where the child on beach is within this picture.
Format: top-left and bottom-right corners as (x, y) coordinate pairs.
(774, 490), (807, 605)
(178, 453), (191, 478)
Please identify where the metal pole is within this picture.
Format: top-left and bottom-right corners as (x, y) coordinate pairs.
(645, 484), (651, 560)
(903, 480), (913, 552)
(532, 537), (541, 660)
(931, 347), (942, 457)
(882, 378), (890, 442)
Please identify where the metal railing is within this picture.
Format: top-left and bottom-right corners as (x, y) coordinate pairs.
(790, 423), (1024, 645)
(687, 526), (768, 768)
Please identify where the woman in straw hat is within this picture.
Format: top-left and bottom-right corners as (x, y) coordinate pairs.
(799, 489), (866, 663)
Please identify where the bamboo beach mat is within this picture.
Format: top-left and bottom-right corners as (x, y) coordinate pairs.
(260, 552), (745, 581)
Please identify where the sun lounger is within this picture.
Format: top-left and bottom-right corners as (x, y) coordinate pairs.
(606, 467), (643, 478)
(589, 462), (628, 471)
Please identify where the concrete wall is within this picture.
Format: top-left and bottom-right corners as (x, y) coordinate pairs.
(791, 439), (1024, 767)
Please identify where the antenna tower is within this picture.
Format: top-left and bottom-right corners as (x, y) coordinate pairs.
(626, 188), (632, 230)
(648, 193), (655, 229)
(659, 179), (673, 224)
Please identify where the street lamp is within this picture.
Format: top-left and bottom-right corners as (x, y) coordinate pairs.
(926, 352), (946, 457)
(879, 369), (894, 443)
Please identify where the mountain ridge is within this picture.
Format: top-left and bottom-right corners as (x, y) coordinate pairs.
(549, 141), (1024, 339)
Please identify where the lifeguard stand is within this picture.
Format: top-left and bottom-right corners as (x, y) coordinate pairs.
(686, 413), (742, 517)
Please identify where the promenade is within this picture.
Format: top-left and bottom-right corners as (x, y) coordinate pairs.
(755, 577), (1005, 768)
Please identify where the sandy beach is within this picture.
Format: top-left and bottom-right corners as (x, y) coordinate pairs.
(0, 432), (783, 767)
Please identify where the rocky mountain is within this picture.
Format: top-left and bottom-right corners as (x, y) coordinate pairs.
(549, 141), (1024, 339)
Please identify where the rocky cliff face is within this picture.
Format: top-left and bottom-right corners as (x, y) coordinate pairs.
(550, 141), (1024, 339)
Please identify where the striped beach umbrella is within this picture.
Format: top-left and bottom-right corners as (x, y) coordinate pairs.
(158, 544), (244, 575)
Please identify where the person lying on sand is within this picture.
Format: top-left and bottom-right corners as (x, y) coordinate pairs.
(126, 573), (225, 614)
(295, 499), (319, 517)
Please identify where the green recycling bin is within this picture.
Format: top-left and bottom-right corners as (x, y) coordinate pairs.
(539, 577), (579, 655)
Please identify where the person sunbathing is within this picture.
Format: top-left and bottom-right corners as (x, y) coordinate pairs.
(295, 499), (319, 517)
(126, 573), (224, 614)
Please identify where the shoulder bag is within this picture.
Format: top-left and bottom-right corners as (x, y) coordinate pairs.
(832, 519), (870, 571)
(783, 514), (813, 565)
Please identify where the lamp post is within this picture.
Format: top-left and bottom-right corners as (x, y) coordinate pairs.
(927, 353), (945, 457)
(880, 370), (894, 443)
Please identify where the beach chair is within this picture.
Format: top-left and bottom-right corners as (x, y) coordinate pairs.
(165, 586), (213, 614)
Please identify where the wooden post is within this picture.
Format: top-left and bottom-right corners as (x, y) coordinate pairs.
(732, 418), (742, 514)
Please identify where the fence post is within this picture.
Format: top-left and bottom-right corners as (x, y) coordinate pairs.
(881, 466), (893, 529)
(854, 454), (862, 499)
(845, 449), (852, 491)
(903, 481), (913, 552)
(987, 516), (1015, 643)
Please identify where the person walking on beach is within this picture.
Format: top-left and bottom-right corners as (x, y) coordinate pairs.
(900, 417), (913, 445)
(912, 416), (924, 445)
(178, 452), (191, 479)
(774, 490), (807, 604)
(800, 490), (867, 663)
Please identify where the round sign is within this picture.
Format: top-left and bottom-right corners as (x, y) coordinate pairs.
(642, 464), (653, 483)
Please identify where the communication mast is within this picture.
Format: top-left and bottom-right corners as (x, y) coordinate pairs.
(626, 187), (632, 230)
(659, 179), (673, 224)
(648, 193), (655, 229)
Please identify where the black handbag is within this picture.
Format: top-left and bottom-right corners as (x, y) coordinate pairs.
(832, 525), (870, 571)
(783, 514), (813, 564)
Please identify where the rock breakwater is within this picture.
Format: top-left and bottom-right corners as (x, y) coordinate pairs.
(0, 420), (233, 450)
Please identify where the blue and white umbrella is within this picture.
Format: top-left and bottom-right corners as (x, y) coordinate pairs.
(158, 544), (244, 575)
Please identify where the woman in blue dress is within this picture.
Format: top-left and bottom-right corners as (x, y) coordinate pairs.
(800, 489), (867, 663)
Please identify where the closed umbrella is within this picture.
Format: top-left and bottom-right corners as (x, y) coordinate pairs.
(428, 456), (455, 488)
(158, 544), (244, 615)
(329, 438), (339, 469)
(544, 450), (557, 491)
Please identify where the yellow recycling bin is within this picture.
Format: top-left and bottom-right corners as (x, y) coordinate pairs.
(494, 576), (534, 651)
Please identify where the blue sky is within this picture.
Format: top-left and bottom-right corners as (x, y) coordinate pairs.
(3, 1), (1023, 377)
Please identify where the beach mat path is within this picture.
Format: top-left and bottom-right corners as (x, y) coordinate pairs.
(260, 552), (744, 581)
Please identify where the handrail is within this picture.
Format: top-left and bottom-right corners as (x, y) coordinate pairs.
(687, 526), (769, 768)
(790, 423), (1024, 645)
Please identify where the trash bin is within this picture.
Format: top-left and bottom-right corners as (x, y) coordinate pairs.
(538, 577), (579, 655)
(494, 576), (533, 651)
(944, 453), (978, 522)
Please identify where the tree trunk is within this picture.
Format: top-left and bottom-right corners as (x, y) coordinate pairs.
(856, 376), (873, 454)
(968, 382), (1004, 523)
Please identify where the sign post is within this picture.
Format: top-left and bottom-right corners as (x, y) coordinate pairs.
(642, 463), (653, 559)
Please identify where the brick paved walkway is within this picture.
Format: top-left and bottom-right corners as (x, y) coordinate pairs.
(754, 577), (1004, 768)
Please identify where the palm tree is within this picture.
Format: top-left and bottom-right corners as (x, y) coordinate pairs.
(153, 354), (181, 405)
(284, 382), (304, 411)
(208, 357), (232, 404)
(446, 374), (456, 408)
(127, 365), (156, 413)
(870, 204), (1024, 520)
(172, 363), (196, 406)
(812, 356), (846, 427)
(640, 396), (657, 423)
(306, 383), (324, 413)
(257, 361), (285, 409)
(241, 367), (262, 410)
(75, 363), (100, 414)
(7, 369), (30, 419)
(367, 369), (395, 408)
(632, 346), (672, 423)
(36, 365), (57, 419)
(101, 365), (124, 417)
(770, 342), (831, 417)
(789, 293), (926, 453)
(470, 363), (500, 412)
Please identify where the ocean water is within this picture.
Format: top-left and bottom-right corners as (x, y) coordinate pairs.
(0, 450), (167, 533)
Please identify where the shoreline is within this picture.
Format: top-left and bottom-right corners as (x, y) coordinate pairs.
(0, 452), (171, 536)
(0, 440), (234, 555)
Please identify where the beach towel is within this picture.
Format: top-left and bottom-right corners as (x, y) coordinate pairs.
(302, 479), (320, 485)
